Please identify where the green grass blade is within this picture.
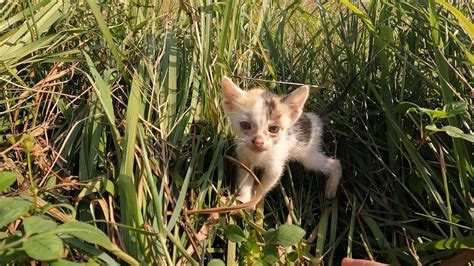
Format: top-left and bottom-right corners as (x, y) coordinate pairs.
(437, 0), (474, 42)
(86, 0), (127, 81)
(118, 69), (146, 258)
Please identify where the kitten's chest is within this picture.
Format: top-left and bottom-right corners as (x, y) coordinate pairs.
(238, 145), (288, 168)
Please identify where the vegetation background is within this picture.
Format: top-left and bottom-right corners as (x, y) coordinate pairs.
(0, 0), (472, 265)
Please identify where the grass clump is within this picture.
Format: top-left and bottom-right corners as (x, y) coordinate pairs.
(0, 0), (473, 265)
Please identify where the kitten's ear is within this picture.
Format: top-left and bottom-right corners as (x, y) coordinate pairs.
(282, 85), (309, 120)
(221, 76), (244, 111)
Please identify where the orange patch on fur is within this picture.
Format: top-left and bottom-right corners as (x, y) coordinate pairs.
(241, 89), (264, 107)
(241, 88), (290, 121)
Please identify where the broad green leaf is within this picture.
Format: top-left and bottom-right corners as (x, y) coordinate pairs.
(0, 171), (16, 192)
(418, 108), (448, 120)
(263, 245), (279, 263)
(223, 224), (246, 243)
(77, 179), (106, 199)
(416, 236), (474, 251)
(0, 197), (32, 228)
(264, 224), (305, 247)
(264, 228), (277, 243)
(23, 234), (64, 261)
(61, 235), (119, 266)
(426, 125), (474, 142)
(207, 259), (225, 266)
(443, 102), (467, 117)
(102, 177), (115, 196)
(0, 232), (8, 239)
(0, 248), (28, 263)
(379, 25), (393, 44)
(54, 222), (138, 266)
(397, 102), (466, 120)
(23, 216), (57, 236)
(54, 221), (113, 250)
(49, 259), (87, 266)
(288, 251), (299, 262)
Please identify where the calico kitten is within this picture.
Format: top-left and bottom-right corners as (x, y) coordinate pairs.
(221, 76), (342, 203)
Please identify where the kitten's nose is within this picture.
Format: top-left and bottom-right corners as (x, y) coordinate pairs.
(252, 136), (264, 150)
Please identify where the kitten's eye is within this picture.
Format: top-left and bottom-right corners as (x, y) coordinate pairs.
(240, 121), (251, 130)
(268, 126), (280, 134)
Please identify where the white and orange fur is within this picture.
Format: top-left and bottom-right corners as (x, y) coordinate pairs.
(221, 76), (341, 203)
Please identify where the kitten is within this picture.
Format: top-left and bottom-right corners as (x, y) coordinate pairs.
(221, 76), (342, 203)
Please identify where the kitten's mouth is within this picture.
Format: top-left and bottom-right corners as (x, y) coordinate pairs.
(249, 146), (266, 152)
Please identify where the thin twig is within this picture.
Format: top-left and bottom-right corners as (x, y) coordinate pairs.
(185, 155), (262, 215)
(233, 75), (328, 90)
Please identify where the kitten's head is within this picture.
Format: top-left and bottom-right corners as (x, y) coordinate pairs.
(221, 76), (309, 152)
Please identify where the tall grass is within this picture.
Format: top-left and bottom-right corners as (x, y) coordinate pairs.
(0, 0), (472, 265)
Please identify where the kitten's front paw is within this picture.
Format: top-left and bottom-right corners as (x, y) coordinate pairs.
(324, 183), (338, 199)
(325, 162), (341, 199)
(236, 192), (252, 203)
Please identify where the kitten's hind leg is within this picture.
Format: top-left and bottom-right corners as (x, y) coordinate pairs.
(236, 167), (254, 203)
(301, 151), (341, 199)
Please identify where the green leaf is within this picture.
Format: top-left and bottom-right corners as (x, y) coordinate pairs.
(85, 0), (127, 80)
(23, 234), (64, 261)
(415, 236), (474, 251)
(438, 0), (474, 42)
(264, 228), (277, 243)
(54, 221), (113, 250)
(56, 222), (138, 265)
(396, 101), (420, 114)
(340, 0), (375, 32)
(396, 102), (464, 121)
(61, 236), (119, 266)
(418, 108), (448, 120)
(117, 67), (145, 252)
(82, 52), (119, 140)
(78, 178), (111, 199)
(443, 102), (467, 117)
(0, 197), (32, 229)
(0, 248), (28, 263)
(288, 251), (299, 262)
(263, 245), (279, 263)
(23, 216), (57, 236)
(0, 232), (8, 239)
(102, 177), (115, 196)
(316, 206), (331, 259)
(223, 224), (247, 243)
(49, 259), (87, 266)
(264, 224), (306, 247)
(426, 125), (474, 142)
(0, 171), (16, 192)
(207, 259), (225, 266)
